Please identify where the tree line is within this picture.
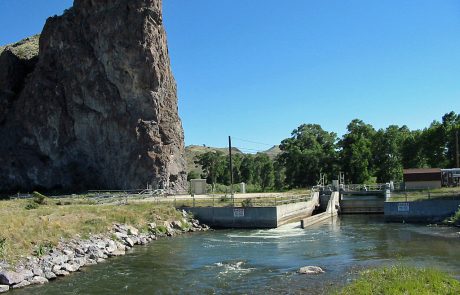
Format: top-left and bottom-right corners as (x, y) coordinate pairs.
(191, 111), (459, 191)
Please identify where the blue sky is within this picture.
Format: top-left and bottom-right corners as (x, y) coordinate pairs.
(1, 1), (459, 153)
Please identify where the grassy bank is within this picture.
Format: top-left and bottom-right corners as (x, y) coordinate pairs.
(337, 265), (460, 295)
(0, 197), (183, 263)
(390, 187), (460, 202)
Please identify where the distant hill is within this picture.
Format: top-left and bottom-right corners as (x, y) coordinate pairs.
(263, 145), (282, 160)
(185, 145), (243, 176)
(185, 145), (282, 176)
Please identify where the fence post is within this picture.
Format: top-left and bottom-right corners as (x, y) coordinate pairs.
(213, 195), (215, 207)
(174, 197), (176, 208)
(193, 195), (196, 207)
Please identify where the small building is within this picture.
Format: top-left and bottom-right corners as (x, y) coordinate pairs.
(403, 168), (442, 190)
(190, 179), (207, 195)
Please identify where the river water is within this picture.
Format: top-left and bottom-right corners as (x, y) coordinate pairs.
(11, 216), (460, 294)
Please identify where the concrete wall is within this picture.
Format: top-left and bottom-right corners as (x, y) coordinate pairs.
(404, 180), (442, 190)
(184, 206), (278, 228)
(184, 196), (319, 228)
(385, 200), (460, 223)
(277, 201), (315, 226)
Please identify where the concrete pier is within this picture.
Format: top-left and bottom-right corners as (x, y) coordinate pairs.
(301, 192), (340, 228)
(184, 192), (320, 229)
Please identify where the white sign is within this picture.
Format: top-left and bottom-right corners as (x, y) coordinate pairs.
(233, 208), (245, 218)
(397, 203), (410, 212)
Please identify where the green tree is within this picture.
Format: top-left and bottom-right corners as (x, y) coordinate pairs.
(187, 171), (200, 181)
(240, 154), (255, 184)
(339, 119), (375, 184)
(273, 160), (286, 191)
(401, 129), (427, 168)
(372, 125), (406, 182)
(441, 111), (460, 167)
(278, 124), (338, 187)
(195, 151), (225, 192)
(254, 153), (275, 191)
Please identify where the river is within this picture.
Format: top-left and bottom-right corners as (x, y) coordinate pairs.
(11, 216), (460, 294)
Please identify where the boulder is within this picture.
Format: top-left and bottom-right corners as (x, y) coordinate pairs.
(44, 272), (57, 280)
(125, 226), (139, 236)
(0, 285), (9, 293)
(32, 268), (44, 277)
(124, 238), (135, 248)
(108, 250), (126, 257)
(0, 271), (24, 285)
(29, 276), (48, 285)
(12, 280), (31, 289)
(16, 269), (34, 280)
(63, 263), (79, 273)
(53, 269), (70, 277)
(298, 266), (325, 275)
(106, 240), (117, 253)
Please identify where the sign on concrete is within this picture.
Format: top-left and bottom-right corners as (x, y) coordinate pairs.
(397, 203), (410, 212)
(233, 208), (245, 218)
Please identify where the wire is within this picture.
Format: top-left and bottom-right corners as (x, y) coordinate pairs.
(232, 136), (274, 147)
(237, 147), (266, 153)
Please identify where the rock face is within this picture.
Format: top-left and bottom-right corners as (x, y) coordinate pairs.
(0, 0), (187, 192)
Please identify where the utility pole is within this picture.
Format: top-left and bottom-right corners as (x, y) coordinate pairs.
(456, 129), (459, 168)
(228, 136), (234, 206)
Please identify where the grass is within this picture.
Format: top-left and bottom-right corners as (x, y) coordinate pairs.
(444, 208), (460, 226)
(390, 187), (460, 202)
(0, 198), (183, 263)
(337, 265), (460, 295)
(1, 34), (39, 60)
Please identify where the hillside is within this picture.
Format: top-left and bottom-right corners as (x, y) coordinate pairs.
(185, 145), (243, 176)
(263, 145), (282, 160)
(0, 34), (40, 59)
(185, 145), (281, 176)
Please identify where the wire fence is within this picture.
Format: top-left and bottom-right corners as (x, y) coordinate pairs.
(173, 194), (312, 208)
(389, 190), (460, 202)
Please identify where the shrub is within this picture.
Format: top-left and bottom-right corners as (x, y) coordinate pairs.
(34, 241), (53, 257)
(444, 207), (460, 225)
(32, 191), (48, 205)
(0, 237), (6, 258)
(241, 198), (253, 207)
(155, 225), (168, 235)
(25, 201), (39, 210)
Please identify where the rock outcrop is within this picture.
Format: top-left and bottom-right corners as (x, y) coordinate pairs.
(0, 0), (187, 192)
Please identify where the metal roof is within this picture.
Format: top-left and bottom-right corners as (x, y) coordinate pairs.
(403, 168), (441, 174)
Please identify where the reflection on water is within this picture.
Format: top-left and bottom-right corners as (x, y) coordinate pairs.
(11, 216), (460, 295)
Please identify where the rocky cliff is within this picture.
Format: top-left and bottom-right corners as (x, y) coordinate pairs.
(0, 0), (187, 192)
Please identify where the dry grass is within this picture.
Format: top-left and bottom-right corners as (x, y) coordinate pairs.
(1, 34), (39, 60)
(390, 187), (460, 202)
(0, 198), (182, 263)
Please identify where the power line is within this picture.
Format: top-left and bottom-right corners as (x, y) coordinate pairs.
(237, 147), (266, 153)
(232, 136), (274, 147)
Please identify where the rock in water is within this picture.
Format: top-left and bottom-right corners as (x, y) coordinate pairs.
(298, 266), (325, 275)
(0, 0), (186, 192)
